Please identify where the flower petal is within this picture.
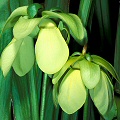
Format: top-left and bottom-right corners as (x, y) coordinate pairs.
(35, 19), (69, 74)
(79, 59), (100, 89)
(1, 38), (23, 77)
(12, 36), (34, 76)
(58, 69), (86, 114)
(13, 16), (41, 39)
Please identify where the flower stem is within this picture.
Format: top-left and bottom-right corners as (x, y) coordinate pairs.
(83, 89), (90, 120)
(82, 44), (88, 55)
(40, 73), (48, 120)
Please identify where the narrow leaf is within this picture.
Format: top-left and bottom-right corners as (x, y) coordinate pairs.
(44, 0), (69, 12)
(12, 72), (31, 120)
(0, 70), (12, 120)
(114, 7), (120, 93)
(78, 0), (93, 27)
(95, 0), (112, 45)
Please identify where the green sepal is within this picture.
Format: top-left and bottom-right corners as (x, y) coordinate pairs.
(2, 6), (28, 33)
(90, 71), (114, 116)
(13, 16), (41, 39)
(27, 3), (44, 18)
(52, 55), (83, 84)
(79, 58), (100, 89)
(1, 38), (23, 77)
(91, 55), (120, 82)
(1, 36), (34, 77)
(42, 11), (87, 46)
(12, 36), (35, 76)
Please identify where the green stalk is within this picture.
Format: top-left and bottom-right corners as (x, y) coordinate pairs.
(83, 89), (90, 120)
(40, 73), (48, 120)
(78, 0), (93, 27)
(28, 68), (39, 120)
(90, 99), (95, 120)
(83, 89), (96, 120)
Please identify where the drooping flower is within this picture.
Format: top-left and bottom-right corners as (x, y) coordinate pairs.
(35, 19), (69, 74)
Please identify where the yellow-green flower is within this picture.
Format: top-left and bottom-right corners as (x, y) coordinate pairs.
(35, 19), (69, 74)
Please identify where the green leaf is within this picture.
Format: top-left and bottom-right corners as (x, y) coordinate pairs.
(79, 58), (100, 89)
(2, 6), (28, 32)
(42, 11), (87, 45)
(90, 71), (112, 115)
(78, 0), (93, 27)
(1, 38), (23, 77)
(0, 70), (12, 120)
(27, 3), (43, 18)
(91, 55), (120, 82)
(35, 19), (69, 74)
(58, 69), (86, 114)
(13, 16), (41, 39)
(12, 72), (31, 120)
(115, 95), (120, 119)
(12, 36), (34, 76)
(95, 0), (112, 45)
(52, 55), (83, 84)
(114, 7), (120, 94)
(44, 0), (69, 12)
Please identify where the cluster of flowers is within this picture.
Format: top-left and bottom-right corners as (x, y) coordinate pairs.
(0, 4), (119, 119)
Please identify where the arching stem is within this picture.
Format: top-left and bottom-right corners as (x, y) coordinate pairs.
(82, 43), (88, 55)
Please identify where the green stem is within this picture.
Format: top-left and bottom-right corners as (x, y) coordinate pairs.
(90, 100), (95, 120)
(83, 89), (90, 120)
(82, 43), (88, 55)
(28, 69), (39, 120)
(40, 73), (48, 120)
